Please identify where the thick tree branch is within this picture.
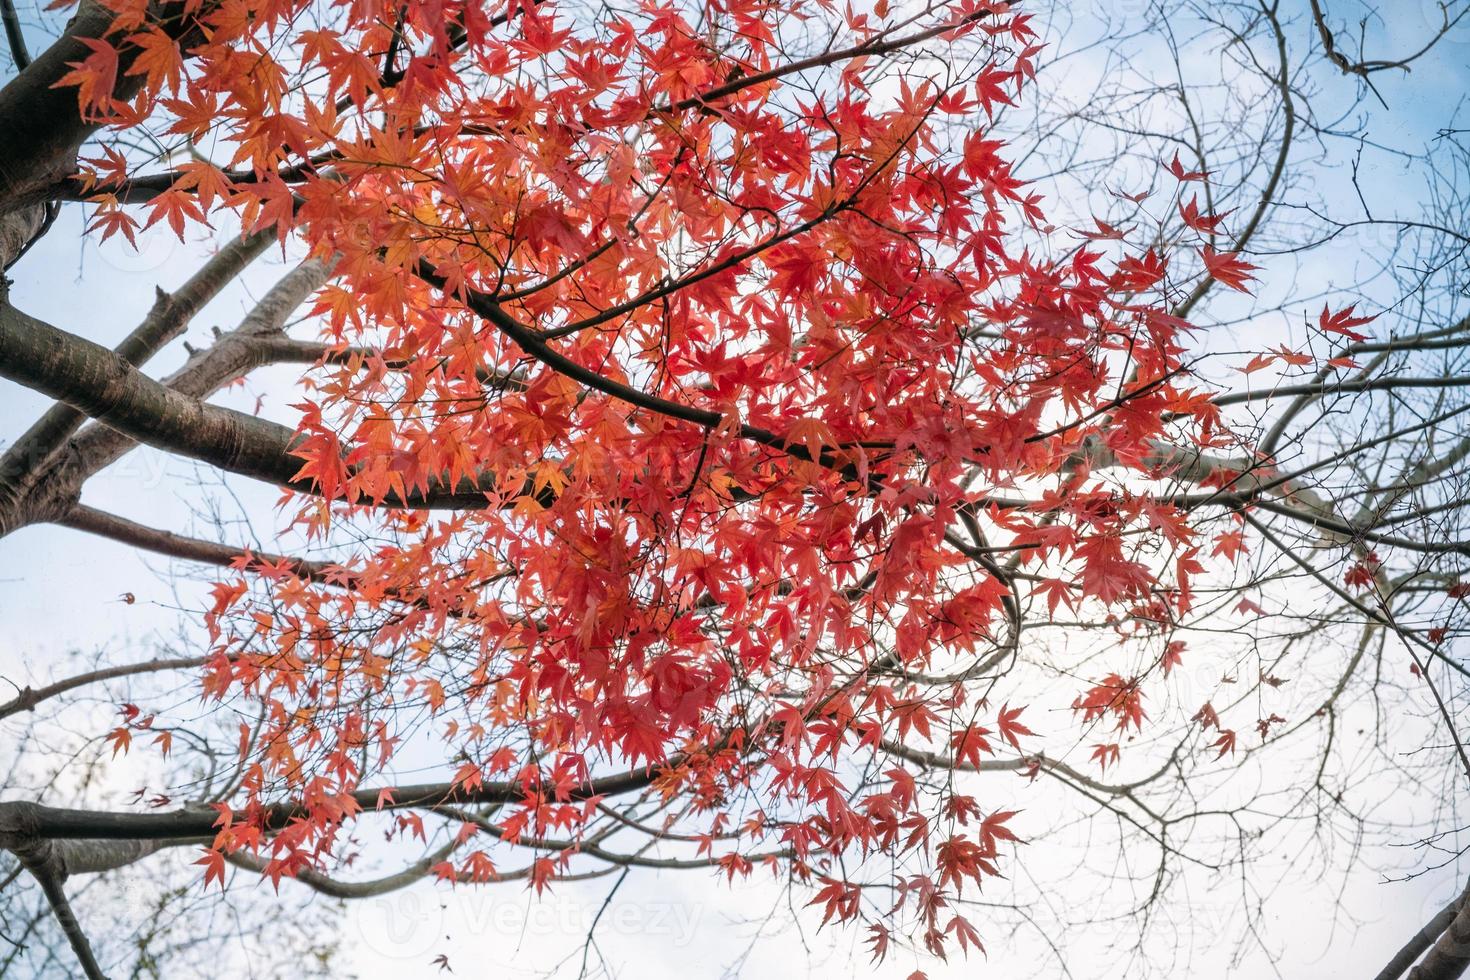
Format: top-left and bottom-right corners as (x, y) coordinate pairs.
(0, 0), (210, 211)
(22, 865), (105, 980)
(0, 764), (657, 842)
(1378, 883), (1470, 980)
(0, 298), (320, 491)
(0, 256), (336, 533)
(0, 0), (215, 274)
(1408, 890), (1470, 980)
(0, 298), (502, 513)
(0, 229), (271, 503)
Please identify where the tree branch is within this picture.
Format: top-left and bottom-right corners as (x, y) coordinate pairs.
(0, 0), (30, 71)
(22, 865), (105, 980)
(0, 228), (271, 502)
(1407, 888), (1470, 980)
(0, 764), (658, 842)
(0, 0), (210, 211)
(55, 504), (333, 581)
(0, 650), (209, 720)
(224, 839), (459, 899)
(0, 298), (503, 512)
(1377, 883), (1470, 980)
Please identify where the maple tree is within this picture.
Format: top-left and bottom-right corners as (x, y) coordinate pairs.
(1, 0), (1470, 977)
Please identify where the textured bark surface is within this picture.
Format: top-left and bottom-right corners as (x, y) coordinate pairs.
(0, 202), (45, 268)
(1379, 888), (1470, 980)
(0, 801), (164, 879)
(0, 292), (507, 519)
(0, 232), (275, 529)
(11, 257), (335, 504)
(1409, 898), (1470, 980)
(0, 764), (656, 841)
(0, 299), (313, 530)
(0, 1), (213, 213)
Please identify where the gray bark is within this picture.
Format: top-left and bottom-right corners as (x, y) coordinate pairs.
(0, 289), (504, 525)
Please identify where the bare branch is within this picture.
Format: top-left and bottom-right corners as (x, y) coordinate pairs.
(0, 228), (272, 501)
(224, 839), (459, 899)
(0, 299), (502, 512)
(0, 650), (209, 720)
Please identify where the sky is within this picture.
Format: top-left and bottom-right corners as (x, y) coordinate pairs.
(3, 1), (1470, 977)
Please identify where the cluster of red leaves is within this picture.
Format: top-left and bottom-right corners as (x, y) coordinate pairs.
(60, 0), (1294, 963)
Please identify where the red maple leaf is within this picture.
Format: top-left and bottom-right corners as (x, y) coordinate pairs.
(1166, 151), (1211, 182)
(1317, 304), (1376, 341)
(1200, 246), (1259, 293)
